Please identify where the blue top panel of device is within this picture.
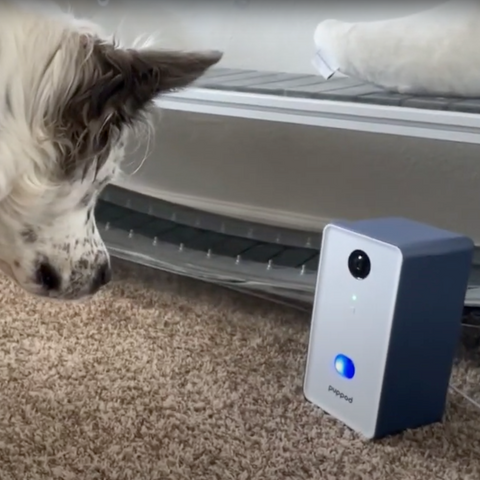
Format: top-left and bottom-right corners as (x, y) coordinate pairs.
(330, 217), (474, 257)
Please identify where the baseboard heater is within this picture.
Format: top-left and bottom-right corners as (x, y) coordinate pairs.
(97, 184), (480, 311)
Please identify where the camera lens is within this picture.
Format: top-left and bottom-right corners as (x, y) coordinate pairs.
(348, 250), (371, 279)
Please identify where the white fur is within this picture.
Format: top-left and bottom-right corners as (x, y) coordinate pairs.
(314, 1), (480, 96)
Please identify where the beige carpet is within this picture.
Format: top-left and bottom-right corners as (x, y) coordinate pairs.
(0, 258), (479, 479)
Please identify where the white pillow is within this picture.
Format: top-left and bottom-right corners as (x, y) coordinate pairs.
(313, 1), (480, 97)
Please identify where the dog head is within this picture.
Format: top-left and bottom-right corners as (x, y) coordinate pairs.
(0, 3), (222, 300)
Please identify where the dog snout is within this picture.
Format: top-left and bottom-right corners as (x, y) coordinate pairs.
(90, 262), (112, 294)
(34, 258), (111, 298)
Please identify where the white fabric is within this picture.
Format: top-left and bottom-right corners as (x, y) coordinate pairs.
(313, 1), (480, 97)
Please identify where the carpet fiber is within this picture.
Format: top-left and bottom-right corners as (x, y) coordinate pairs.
(0, 258), (479, 479)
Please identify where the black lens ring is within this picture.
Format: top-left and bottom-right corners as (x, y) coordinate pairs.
(348, 249), (371, 280)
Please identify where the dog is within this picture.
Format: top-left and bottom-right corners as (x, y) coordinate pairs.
(0, 1), (222, 301)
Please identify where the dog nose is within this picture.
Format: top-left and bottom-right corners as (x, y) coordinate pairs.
(36, 262), (61, 291)
(90, 262), (112, 294)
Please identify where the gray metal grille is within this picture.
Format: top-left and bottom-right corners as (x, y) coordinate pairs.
(98, 185), (480, 310)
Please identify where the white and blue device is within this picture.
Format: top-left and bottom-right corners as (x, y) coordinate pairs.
(304, 217), (474, 439)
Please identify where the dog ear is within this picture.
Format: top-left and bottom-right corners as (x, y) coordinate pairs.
(69, 41), (222, 127)
(56, 40), (222, 179)
(84, 43), (223, 123)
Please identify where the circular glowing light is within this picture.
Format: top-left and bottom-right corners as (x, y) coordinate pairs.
(334, 354), (355, 379)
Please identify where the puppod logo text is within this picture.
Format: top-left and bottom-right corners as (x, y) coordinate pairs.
(328, 385), (353, 403)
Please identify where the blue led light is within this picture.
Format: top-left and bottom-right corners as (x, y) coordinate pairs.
(334, 354), (355, 379)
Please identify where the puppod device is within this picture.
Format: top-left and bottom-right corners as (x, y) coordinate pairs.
(304, 217), (474, 439)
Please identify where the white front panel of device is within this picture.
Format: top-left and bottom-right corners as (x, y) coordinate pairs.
(304, 226), (402, 438)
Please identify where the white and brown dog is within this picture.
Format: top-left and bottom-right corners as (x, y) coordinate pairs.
(0, 1), (221, 300)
